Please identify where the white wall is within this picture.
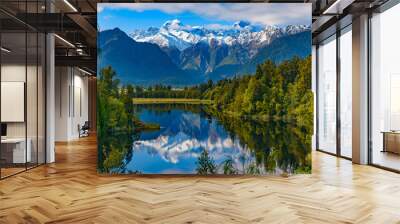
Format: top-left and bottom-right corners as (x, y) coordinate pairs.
(55, 67), (69, 141)
(1, 65), (26, 138)
(71, 72), (89, 138)
(1, 82), (25, 122)
(55, 67), (89, 141)
(1, 65), (42, 138)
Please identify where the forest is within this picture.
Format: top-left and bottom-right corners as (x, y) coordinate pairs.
(128, 56), (313, 128)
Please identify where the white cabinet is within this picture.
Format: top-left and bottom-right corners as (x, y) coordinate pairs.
(1, 138), (32, 163)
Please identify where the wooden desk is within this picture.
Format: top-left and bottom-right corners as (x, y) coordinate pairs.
(381, 131), (400, 154)
(1, 138), (31, 163)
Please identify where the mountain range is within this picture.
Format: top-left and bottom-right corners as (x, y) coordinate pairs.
(98, 20), (311, 86)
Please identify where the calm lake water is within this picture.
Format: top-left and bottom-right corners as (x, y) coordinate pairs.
(121, 104), (311, 175)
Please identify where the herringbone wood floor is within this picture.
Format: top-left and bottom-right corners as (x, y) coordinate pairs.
(1, 136), (400, 224)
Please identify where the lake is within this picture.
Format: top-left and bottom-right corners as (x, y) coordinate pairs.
(120, 104), (311, 175)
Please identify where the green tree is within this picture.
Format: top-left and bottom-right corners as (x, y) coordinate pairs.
(196, 149), (216, 175)
(97, 66), (138, 173)
(221, 158), (238, 175)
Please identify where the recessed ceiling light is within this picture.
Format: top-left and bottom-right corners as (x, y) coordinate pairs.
(54, 34), (75, 48)
(1, 47), (11, 53)
(78, 67), (93, 76)
(63, 0), (78, 12)
(322, 0), (355, 15)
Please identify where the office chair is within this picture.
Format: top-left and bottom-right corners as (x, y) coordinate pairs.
(79, 121), (90, 138)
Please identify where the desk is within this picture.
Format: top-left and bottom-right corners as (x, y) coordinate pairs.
(382, 131), (400, 154)
(1, 138), (31, 163)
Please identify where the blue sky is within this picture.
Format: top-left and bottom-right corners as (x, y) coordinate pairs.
(98, 8), (232, 32)
(98, 3), (311, 33)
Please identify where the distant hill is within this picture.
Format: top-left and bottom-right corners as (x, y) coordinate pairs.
(98, 28), (197, 86)
(237, 31), (311, 76)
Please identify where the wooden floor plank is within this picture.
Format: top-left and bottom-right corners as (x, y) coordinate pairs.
(0, 136), (399, 223)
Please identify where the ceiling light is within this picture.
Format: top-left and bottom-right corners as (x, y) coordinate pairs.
(78, 67), (93, 76)
(54, 34), (75, 48)
(322, 0), (355, 15)
(323, 0), (341, 14)
(63, 0), (78, 12)
(1, 47), (11, 53)
(76, 48), (86, 56)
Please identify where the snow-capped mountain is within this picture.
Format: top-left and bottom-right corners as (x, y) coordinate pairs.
(130, 19), (201, 51)
(99, 20), (311, 85)
(130, 19), (310, 55)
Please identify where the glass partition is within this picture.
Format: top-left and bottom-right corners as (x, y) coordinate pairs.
(317, 35), (337, 154)
(1, 31), (28, 177)
(370, 3), (400, 171)
(27, 31), (38, 169)
(0, 1), (46, 179)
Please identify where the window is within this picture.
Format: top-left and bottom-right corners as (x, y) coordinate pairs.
(339, 26), (352, 158)
(370, 2), (400, 171)
(317, 35), (337, 154)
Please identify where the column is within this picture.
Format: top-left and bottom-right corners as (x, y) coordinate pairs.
(352, 14), (369, 164)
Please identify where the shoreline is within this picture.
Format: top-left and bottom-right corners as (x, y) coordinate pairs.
(132, 98), (213, 104)
(132, 98), (311, 129)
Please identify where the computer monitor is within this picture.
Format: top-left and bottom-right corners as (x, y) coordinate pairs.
(1, 123), (7, 137)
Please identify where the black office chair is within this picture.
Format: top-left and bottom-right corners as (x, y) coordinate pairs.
(79, 121), (90, 138)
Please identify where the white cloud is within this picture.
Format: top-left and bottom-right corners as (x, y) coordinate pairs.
(203, 23), (232, 30)
(98, 3), (311, 26)
(102, 15), (113, 20)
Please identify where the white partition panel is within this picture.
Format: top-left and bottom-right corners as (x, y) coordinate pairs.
(1, 82), (25, 122)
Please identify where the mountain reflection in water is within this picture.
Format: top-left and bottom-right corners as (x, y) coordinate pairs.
(121, 104), (311, 175)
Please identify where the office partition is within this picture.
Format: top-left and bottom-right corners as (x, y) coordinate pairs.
(0, 1), (46, 179)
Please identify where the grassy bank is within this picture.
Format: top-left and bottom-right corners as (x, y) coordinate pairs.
(203, 104), (298, 124)
(141, 122), (160, 131)
(132, 98), (213, 104)
(133, 118), (160, 131)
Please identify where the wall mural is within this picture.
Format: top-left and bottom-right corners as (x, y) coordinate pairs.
(97, 3), (313, 175)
